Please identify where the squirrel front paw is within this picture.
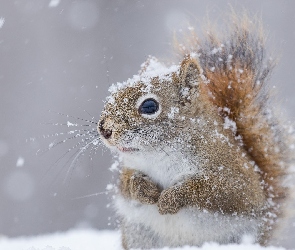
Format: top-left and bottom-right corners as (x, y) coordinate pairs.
(129, 172), (161, 204)
(157, 187), (184, 215)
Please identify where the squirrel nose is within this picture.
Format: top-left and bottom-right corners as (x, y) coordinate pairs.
(98, 120), (112, 139)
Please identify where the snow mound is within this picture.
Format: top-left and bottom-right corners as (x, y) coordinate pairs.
(0, 229), (120, 250)
(0, 229), (286, 250)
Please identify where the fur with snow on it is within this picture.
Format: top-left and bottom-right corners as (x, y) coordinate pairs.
(98, 13), (294, 249)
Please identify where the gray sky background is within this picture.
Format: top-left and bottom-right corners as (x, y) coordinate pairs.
(0, 0), (294, 248)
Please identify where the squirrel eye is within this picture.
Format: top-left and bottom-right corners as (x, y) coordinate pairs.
(139, 98), (159, 115)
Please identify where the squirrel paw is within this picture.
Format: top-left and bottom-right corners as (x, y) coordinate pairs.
(157, 187), (183, 215)
(129, 173), (160, 204)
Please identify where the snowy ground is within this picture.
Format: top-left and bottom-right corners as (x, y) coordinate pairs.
(0, 229), (287, 250)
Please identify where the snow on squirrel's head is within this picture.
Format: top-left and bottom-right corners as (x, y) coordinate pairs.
(98, 56), (206, 154)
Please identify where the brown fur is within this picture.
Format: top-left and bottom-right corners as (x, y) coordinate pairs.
(203, 67), (288, 199)
(120, 168), (160, 204)
(99, 12), (293, 248)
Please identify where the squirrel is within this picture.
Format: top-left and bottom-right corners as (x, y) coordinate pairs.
(98, 13), (293, 249)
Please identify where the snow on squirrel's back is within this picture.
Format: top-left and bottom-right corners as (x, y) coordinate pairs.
(0, 229), (286, 250)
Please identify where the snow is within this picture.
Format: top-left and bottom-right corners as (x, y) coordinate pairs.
(106, 184), (114, 191)
(48, 0), (60, 8)
(109, 160), (119, 172)
(0, 229), (120, 250)
(0, 17), (5, 29)
(168, 107), (180, 119)
(107, 57), (179, 99)
(223, 116), (237, 134)
(16, 156), (25, 167)
(66, 121), (78, 127)
(0, 229), (286, 250)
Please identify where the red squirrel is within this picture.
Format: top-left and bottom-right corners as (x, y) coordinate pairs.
(98, 13), (293, 249)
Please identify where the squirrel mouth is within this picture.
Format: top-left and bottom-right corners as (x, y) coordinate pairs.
(118, 147), (139, 153)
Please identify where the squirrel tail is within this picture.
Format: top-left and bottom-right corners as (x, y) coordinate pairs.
(176, 12), (294, 243)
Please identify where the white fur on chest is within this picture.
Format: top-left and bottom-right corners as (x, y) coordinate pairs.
(121, 149), (198, 189)
(115, 195), (260, 246)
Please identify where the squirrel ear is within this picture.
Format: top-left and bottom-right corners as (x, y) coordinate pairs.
(179, 56), (202, 88)
(178, 56), (203, 104)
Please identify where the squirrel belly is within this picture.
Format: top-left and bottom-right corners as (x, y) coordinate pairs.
(98, 13), (292, 250)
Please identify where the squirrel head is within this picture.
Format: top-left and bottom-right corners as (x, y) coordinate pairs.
(98, 56), (210, 154)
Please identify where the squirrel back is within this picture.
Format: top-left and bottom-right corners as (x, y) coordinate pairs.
(99, 13), (293, 248)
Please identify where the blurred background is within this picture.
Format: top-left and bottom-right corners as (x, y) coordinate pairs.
(0, 0), (294, 248)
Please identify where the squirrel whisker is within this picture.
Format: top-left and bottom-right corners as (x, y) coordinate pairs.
(48, 110), (98, 124)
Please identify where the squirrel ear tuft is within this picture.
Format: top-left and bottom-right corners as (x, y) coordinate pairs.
(179, 56), (202, 87)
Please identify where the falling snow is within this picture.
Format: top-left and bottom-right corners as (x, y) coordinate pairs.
(48, 0), (60, 8)
(16, 156), (25, 167)
(109, 160), (119, 172)
(67, 121), (78, 127)
(106, 183), (114, 191)
(0, 17), (5, 29)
